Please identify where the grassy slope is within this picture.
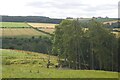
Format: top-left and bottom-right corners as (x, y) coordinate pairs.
(1, 49), (119, 78)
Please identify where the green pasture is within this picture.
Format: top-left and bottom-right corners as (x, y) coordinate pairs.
(0, 22), (30, 28)
(1, 49), (119, 78)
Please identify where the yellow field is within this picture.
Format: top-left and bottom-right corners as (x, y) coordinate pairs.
(27, 23), (58, 34)
(38, 28), (55, 34)
(1, 28), (47, 37)
(27, 23), (58, 29)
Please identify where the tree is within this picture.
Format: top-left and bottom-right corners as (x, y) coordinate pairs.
(52, 19), (118, 71)
(88, 21), (118, 71)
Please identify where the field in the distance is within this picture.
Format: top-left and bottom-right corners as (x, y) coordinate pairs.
(0, 22), (30, 28)
(1, 28), (47, 38)
(28, 23), (57, 28)
(2, 49), (119, 78)
(28, 23), (58, 34)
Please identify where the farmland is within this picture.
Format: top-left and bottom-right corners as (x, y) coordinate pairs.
(2, 49), (119, 78)
(1, 28), (47, 38)
(0, 22), (51, 38)
(1, 19), (120, 79)
(38, 28), (55, 34)
(0, 22), (30, 28)
(27, 23), (57, 28)
(28, 23), (57, 34)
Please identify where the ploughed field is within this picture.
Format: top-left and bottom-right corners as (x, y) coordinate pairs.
(1, 49), (119, 78)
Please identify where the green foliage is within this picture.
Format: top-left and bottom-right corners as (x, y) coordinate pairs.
(53, 20), (118, 71)
(2, 36), (52, 54)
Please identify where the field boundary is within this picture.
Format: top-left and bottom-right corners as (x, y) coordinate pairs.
(32, 27), (53, 36)
(27, 23), (53, 36)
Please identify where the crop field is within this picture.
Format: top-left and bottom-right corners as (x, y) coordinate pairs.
(1, 49), (119, 78)
(38, 28), (55, 34)
(27, 23), (57, 29)
(0, 22), (30, 28)
(1, 28), (47, 37)
(27, 23), (57, 34)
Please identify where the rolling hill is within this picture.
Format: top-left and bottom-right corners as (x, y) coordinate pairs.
(1, 49), (119, 78)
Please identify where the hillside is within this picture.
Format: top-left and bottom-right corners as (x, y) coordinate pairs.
(2, 49), (119, 78)
(1, 16), (63, 24)
(0, 22), (50, 38)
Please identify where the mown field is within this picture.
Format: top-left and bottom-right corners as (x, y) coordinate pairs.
(0, 28), (47, 38)
(0, 22), (30, 28)
(0, 22), (56, 37)
(27, 23), (57, 28)
(1, 49), (119, 78)
(28, 23), (57, 34)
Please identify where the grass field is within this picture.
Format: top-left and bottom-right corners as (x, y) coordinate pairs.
(1, 28), (47, 38)
(0, 22), (30, 28)
(1, 49), (119, 78)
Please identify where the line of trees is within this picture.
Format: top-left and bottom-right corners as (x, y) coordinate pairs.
(2, 36), (52, 54)
(1, 16), (63, 24)
(52, 19), (118, 71)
